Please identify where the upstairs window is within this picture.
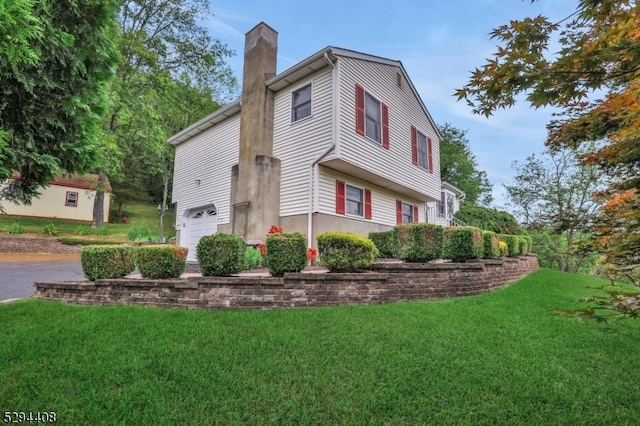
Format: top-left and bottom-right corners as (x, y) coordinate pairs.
(65, 191), (78, 207)
(355, 84), (389, 148)
(291, 84), (312, 122)
(411, 126), (433, 172)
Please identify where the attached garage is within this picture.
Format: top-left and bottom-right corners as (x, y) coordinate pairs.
(180, 205), (218, 262)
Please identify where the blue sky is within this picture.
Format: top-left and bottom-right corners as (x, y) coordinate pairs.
(204, 0), (575, 208)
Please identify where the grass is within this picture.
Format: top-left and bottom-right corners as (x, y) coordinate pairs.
(0, 203), (175, 244)
(1, 269), (639, 424)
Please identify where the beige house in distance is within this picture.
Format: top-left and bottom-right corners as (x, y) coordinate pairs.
(169, 22), (464, 261)
(2, 173), (111, 222)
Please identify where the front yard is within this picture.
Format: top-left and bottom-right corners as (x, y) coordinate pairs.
(1, 269), (638, 424)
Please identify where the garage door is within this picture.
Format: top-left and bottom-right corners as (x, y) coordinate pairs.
(185, 206), (217, 262)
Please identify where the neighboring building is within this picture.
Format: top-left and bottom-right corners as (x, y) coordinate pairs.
(1, 173), (111, 222)
(170, 22), (462, 261)
(428, 181), (466, 227)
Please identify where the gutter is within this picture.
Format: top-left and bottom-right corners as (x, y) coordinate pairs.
(307, 51), (337, 253)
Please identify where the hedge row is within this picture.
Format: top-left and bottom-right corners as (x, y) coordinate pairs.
(369, 224), (531, 263)
(81, 244), (187, 280)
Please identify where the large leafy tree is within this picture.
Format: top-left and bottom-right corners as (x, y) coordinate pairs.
(455, 0), (639, 281)
(0, 0), (119, 205)
(504, 147), (603, 273)
(438, 123), (493, 206)
(91, 0), (236, 226)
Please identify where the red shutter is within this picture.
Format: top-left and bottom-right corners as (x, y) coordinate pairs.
(381, 103), (389, 149)
(413, 205), (419, 223)
(355, 84), (365, 136)
(335, 180), (345, 215)
(427, 137), (433, 173)
(364, 189), (372, 219)
(396, 200), (403, 225)
(411, 126), (418, 165)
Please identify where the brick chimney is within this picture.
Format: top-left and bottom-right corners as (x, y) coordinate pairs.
(230, 22), (281, 244)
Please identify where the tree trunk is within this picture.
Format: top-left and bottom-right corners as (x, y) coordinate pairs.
(92, 170), (107, 229)
(565, 229), (574, 273)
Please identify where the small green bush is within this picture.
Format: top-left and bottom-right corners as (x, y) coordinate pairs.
(498, 241), (509, 257)
(5, 223), (26, 234)
(498, 234), (520, 257)
(523, 235), (533, 253)
(196, 233), (245, 276)
(74, 225), (91, 235)
(43, 221), (59, 236)
(133, 245), (188, 279)
(482, 231), (501, 259)
(127, 225), (152, 242)
(317, 232), (378, 272)
(95, 226), (108, 236)
(368, 230), (397, 258)
(394, 223), (443, 262)
(443, 226), (484, 262)
(266, 232), (308, 276)
(519, 237), (529, 256)
(244, 246), (263, 270)
(81, 245), (135, 280)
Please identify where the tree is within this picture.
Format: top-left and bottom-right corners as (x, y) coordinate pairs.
(454, 204), (522, 235)
(0, 0), (119, 205)
(504, 147), (602, 273)
(91, 0), (236, 226)
(438, 123), (493, 206)
(455, 0), (639, 281)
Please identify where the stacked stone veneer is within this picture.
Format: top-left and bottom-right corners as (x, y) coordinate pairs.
(34, 255), (539, 310)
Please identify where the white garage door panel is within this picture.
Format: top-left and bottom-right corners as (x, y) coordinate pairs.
(186, 207), (217, 262)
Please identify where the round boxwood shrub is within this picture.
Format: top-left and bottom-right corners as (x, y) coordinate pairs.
(266, 232), (307, 277)
(317, 232), (378, 272)
(443, 226), (484, 262)
(196, 233), (245, 276)
(394, 223), (443, 262)
(482, 230), (501, 259)
(81, 245), (135, 281)
(133, 245), (188, 279)
(368, 230), (397, 258)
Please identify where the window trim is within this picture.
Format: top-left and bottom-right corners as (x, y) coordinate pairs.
(65, 191), (78, 207)
(291, 82), (312, 123)
(346, 184), (364, 217)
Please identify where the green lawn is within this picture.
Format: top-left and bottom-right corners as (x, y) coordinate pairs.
(0, 203), (175, 243)
(1, 269), (638, 425)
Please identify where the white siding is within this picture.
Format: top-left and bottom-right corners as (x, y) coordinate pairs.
(318, 166), (427, 227)
(171, 113), (240, 229)
(273, 67), (334, 216)
(336, 56), (441, 201)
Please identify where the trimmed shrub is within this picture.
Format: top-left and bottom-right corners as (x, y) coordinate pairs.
(368, 230), (397, 258)
(266, 232), (307, 276)
(482, 230), (501, 259)
(317, 232), (378, 272)
(244, 247), (263, 270)
(498, 241), (509, 257)
(518, 237), (529, 255)
(394, 223), (443, 262)
(523, 235), (533, 253)
(196, 233), (245, 276)
(498, 234), (520, 257)
(81, 245), (135, 280)
(443, 226), (484, 262)
(133, 245), (188, 279)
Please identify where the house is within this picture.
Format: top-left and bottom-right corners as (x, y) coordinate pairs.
(1, 173), (111, 222)
(429, 181), (466, 227)
(169, 22), (462, 261)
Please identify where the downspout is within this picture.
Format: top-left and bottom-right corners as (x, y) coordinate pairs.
(307, 51), (337, 252)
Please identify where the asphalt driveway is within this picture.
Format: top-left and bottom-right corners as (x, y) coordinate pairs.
(0, 254), (83, 302)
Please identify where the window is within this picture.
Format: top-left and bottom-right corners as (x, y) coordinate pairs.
(336, 180), (372, 219)
(411, 126), (433, 172)
(355, 84), (389, 148)
(346, 185), (363, 216)
(291, 84), (312, 122)
(65, 191), (78, 207)
(396, 200), (419, 224)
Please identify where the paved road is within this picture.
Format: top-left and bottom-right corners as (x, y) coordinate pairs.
(0, 257), (84, 302)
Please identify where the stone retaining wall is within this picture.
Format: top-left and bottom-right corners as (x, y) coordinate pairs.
(0, 236), (82, 253)
(34, 255), (539, 310)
